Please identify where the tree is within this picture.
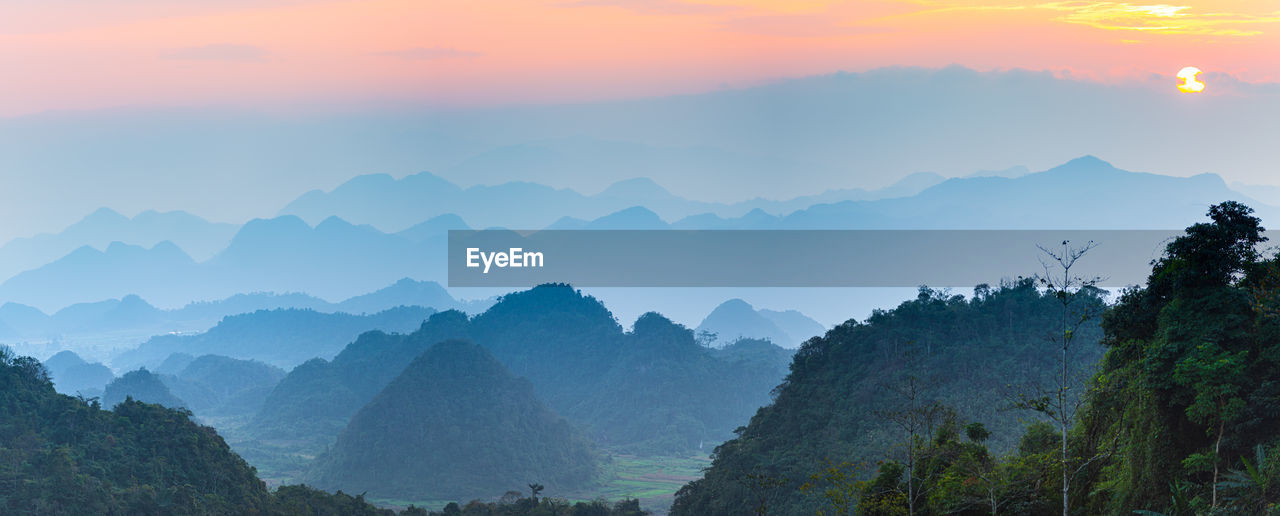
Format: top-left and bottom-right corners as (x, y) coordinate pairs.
(1027, 239), (1103, 516)
(875, 346), (944, 516)
(1172, 342), (1247, 509)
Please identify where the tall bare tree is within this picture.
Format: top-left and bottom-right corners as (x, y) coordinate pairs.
(1025, 240), (1103, 516)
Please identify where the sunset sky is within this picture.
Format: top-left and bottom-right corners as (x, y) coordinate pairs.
(5, 0), (1280, 116)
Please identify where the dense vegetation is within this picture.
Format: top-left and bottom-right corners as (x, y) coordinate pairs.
(671, 276), (1106, 514)
(307, 340), (599, 501)
(249, 286), (792, 455)
(675, 201), (1280, 515)
(0, 346), (517, 514)
(1, 347), (267, 513)
(160, 354), (285, 419)
(100, 368), (186, 410)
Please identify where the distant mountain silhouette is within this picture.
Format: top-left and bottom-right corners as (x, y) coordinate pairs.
(304, 339), (598, 501)
(696, 299), (792, 347)
(693, 299), (826, 348)
(112, 306), (435, 371)
(0, 241), (197, 311)
(42, 350), (114, 396)
(102, 369), (185, 409)
(279, 164), (949, 233)
(4, 156), (1273, 315)
(0, 208), (235, 283)
(159, 355), (285, 418)
(564, 156), (1277, 231)
(0, 278), (475, 345)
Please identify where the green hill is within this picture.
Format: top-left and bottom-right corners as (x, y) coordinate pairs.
(671, 279), (1106, 515)
(305, 340), (598, 501)
(249, 286), (791, 455)
(101, 368), (186, 410)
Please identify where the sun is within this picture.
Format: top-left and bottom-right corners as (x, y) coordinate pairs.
(1177, 67), (1204, 93)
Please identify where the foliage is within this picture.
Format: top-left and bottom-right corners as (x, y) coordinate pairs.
(304, 340), (599, 501)
(250, 285), (791, 455)
(671, 280), (1105, 515)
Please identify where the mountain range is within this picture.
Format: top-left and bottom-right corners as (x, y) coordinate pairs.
(0, 155), (1273, 321)
(0, 278), (487, 348)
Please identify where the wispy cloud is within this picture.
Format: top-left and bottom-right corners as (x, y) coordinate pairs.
(165, 44), (268, 62)
(718, 14), (891, 37)
(372, 47), (483, 60)
(1037, 1), (1280, 36)
(563, 0), (738, 15)
(912, 1), (1280, 36)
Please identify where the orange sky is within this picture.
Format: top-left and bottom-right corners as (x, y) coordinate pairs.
(2, 0), (1278, 116)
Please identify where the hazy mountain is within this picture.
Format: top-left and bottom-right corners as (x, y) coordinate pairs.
(305, 339), (598, 501)
(0, 302), (51, 336)
(774, 156), (1277, 229)
(42, 350), (114, 396)
(693, 299), (824, 348)
(695, 299), (791, 347)
(558, 157), (1274, 232)
(0, 241), (198, 312)
(279, 162), (951, 234)
(0, 207), (236, 284)
(160, 355), (285, 418)
(394, 213), (469, 243)
(0, 214), (461, 315)
(112, 306), (435, 371)
(334, 278), (472, 315)
(154, 352), (196, 375)
(250, 285), (793, 455)
(759, 308), (827, 346)
(101, 369), (185, 409)
(1231, 181), (1280, 207)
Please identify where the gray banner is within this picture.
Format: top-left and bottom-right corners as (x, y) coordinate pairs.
(448, 230), (1189, 287)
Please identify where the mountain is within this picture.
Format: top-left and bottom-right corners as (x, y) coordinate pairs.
(671, 280), (1107, 515)
(0, 215), (452, 311)
(160, 355), (285, 418)
(758, 308), (827, 346)
(695, 299), (823, 348)
(101, 369), (186, 409)
(0, 241), (198, 312)
(112, 306), (435, 371)
(695, 299), (792, 347)
(773, 156), (1277, 229)
(278, 161), (949, 234)
(305, 339), (598, 501)
(0, 348), (400, 514)
(0, 207), (236, 284)
(248, 285), (792, 455)
(334, 278), (472, 315)
(41, 350), (113, 396)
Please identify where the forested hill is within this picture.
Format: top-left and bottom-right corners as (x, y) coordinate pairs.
(0, 347), (394, 514)
(671, 279), (1107, 514)
(306, 340), (598, 501)
(249, 285), (792, 455)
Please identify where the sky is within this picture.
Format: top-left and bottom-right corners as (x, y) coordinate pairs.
(1, 0), (1279, 244)
(4, 0), (1279, 116)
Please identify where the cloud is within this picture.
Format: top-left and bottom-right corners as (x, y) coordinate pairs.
(372, 47), (483, 60)
(165, 44), (268, 62)
(718, 14), (892, 37)
(563, 0), (737, 15)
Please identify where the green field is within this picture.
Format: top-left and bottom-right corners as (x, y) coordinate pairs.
(361, 453), (710, 514)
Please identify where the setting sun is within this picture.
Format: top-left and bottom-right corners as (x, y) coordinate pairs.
(1177, 66), (1205, 93)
